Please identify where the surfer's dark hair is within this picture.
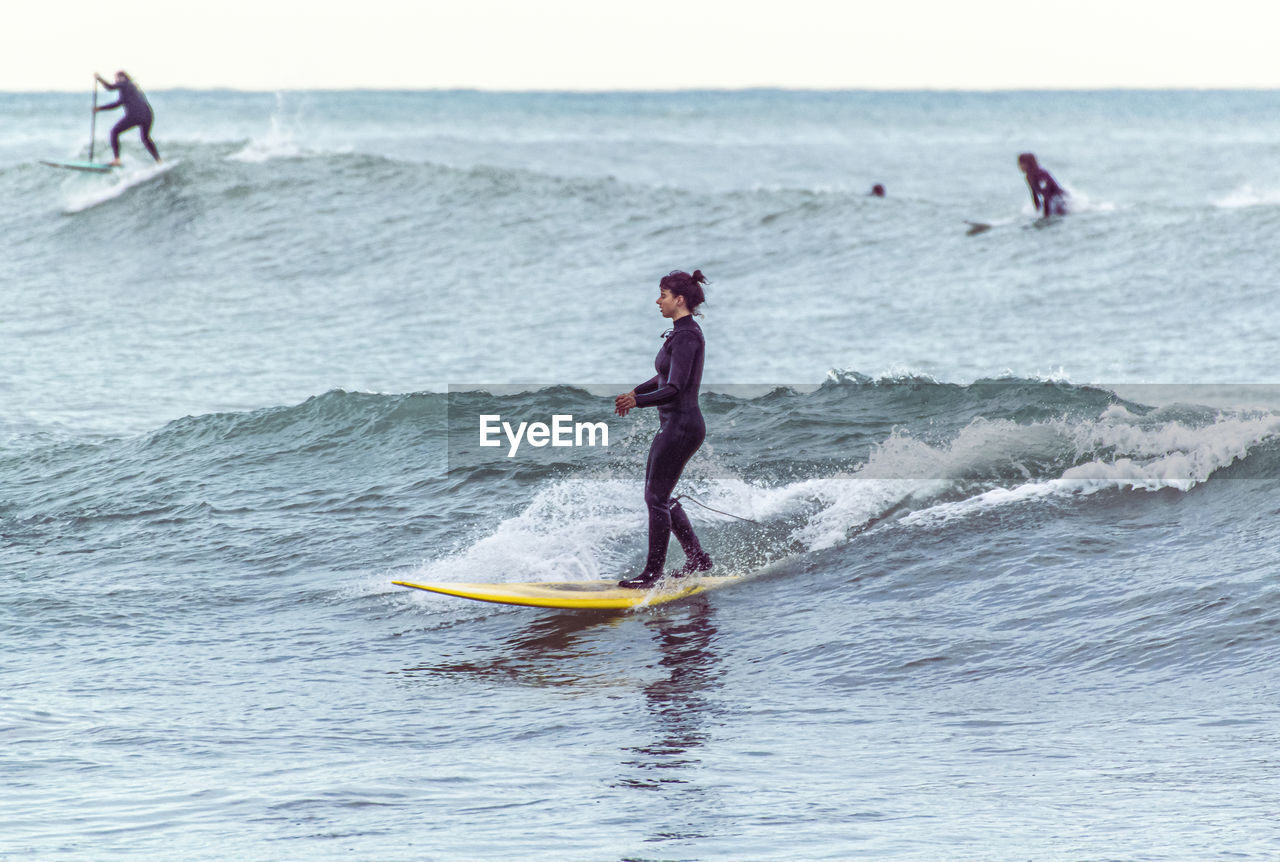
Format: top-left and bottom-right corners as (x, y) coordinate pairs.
(659, 269), (708, 315)
(1017, 152), (1038, 170)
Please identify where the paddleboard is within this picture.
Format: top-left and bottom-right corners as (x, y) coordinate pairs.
(40, 160), (116, 173)
(392, 575), (741, 610)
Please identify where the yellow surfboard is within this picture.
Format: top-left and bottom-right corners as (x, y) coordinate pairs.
(392, 575), (741, 610)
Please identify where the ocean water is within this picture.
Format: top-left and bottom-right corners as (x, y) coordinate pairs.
(3, 89), (1280, 860)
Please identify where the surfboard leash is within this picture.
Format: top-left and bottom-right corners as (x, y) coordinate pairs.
(672, 494), (764, 526)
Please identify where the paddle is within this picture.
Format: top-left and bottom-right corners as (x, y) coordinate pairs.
(38, 76), (114, 172)
(88, 75), (98, 162)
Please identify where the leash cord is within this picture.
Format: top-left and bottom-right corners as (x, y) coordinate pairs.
(673, 494), (764, 526)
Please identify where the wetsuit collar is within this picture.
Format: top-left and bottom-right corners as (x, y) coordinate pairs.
(671, 315), (697, 330)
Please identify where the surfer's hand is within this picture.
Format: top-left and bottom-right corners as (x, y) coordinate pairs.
(615, 391), (636, 416)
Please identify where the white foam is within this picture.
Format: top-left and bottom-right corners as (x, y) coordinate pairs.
(228, 92), (310, 163)
(869, 365), (941, 384)
(782, 475), (933, 551)
(1099, 403), (1136, 421)
(1030, 366), (1073, 384)
(713, 409), (1280, 545)
(61, 160), (179, 214)
(902, 412), (1280, 528)
(825, 366), (1076, 387)
(1063, 185), (1117, 214)
(396, 406), (1280, 584)
(403, 473), (643, 585)
(1213, 184), (1280, 209)
(228, 126), (303, 163)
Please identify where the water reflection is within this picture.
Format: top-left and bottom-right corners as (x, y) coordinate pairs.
(615, 597), (721, 789)
(606, 597), (729, 853)
(398, 609), (626, 687)
(394, 598), (726, 845)
(395, 602), (722, 715)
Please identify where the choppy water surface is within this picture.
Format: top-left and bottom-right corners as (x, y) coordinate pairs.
(4, 90), (1280, 859)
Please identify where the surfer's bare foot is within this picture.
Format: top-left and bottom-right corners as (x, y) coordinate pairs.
(107, 159), (122, 167)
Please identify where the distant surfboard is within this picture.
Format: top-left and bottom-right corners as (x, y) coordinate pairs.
(41, 159), (116, 173)
(393, 575), (741, 610)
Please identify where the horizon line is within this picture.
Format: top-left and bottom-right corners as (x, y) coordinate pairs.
(8, 84), (1280, 96)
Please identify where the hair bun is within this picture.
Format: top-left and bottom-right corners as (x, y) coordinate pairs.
(658, 269), (708, 314)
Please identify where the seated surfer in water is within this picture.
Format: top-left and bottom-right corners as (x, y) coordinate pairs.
(613, 270), (714, 589)
(94, 71), (161, 166)
(1017, 152), (1066, 217)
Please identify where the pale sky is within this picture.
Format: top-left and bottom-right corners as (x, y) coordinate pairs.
(7, 0), (1280, 91)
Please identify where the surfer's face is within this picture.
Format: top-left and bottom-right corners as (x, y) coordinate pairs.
(656, 288), (685, 319)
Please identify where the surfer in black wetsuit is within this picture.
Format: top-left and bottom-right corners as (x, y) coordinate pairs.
(1018, 152), (1066, 217)
(95, 71), (161, 166)
(614, 270), (714, 589)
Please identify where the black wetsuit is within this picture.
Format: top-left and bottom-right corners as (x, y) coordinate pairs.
(1026, 167), (1066, 216)
(101, 79), (160, 161)
(632, 315), (708, 576)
